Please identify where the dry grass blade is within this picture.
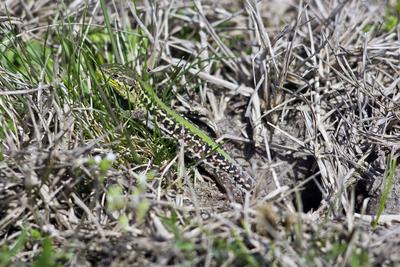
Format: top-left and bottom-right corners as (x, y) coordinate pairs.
(0, 0), (399, 266)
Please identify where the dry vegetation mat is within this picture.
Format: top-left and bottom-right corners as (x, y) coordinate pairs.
(1, 0), (399, 266)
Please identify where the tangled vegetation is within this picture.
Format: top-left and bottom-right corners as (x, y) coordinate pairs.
(1, 0), (399, 266)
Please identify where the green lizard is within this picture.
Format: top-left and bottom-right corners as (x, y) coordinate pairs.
(99, 64), (254, 202)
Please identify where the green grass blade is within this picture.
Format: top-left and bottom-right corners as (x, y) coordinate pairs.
(373, 155), (397, 227)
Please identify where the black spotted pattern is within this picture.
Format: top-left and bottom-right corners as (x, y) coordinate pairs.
(132, 82), (254, 194)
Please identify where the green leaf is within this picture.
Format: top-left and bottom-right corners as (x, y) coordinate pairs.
(383, 15), (398, 32)
(32, 237), (55, 267)
(0, 229), (28, 267)
(107, 184), (125, 211)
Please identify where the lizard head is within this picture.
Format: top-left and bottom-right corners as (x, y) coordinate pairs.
(98, 63), (141, 103)
(98, 63), (137, 85)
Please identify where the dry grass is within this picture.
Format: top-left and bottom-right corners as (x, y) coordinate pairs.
(1, 0), (399, 266)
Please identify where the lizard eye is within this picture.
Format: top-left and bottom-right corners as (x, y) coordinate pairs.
(112, 74), (118, 79)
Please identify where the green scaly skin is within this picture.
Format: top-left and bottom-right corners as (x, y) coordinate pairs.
(99, 64), (254, 202)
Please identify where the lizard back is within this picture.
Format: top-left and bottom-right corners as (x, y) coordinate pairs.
(100, 64), (254, 201)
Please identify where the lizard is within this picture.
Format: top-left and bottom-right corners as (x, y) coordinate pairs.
(99, 64), (254, 202)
